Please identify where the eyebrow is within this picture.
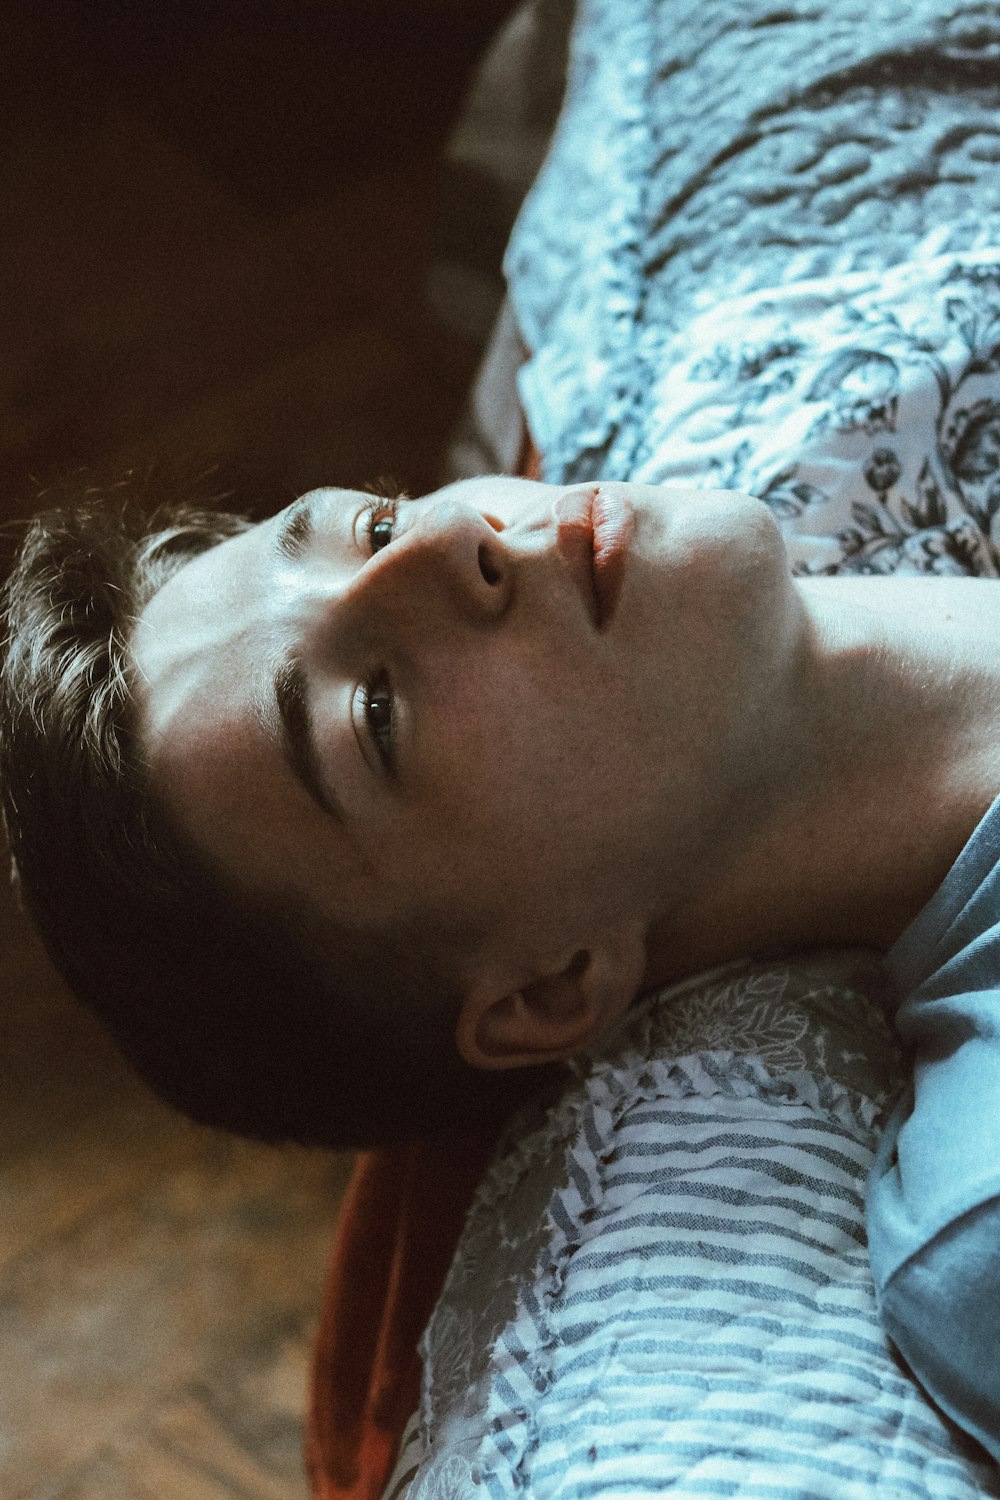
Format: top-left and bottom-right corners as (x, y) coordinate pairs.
(273, 657), (346, 824)
(271, 492), (349, 824)
(276, 492), (318, 561)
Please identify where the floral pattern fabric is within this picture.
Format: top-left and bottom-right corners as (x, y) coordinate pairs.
(506, 0), (1000, 578)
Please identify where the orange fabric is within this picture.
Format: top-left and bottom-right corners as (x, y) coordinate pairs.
(305, 436), (543, 1500)
(306, 1133), (497, 1499)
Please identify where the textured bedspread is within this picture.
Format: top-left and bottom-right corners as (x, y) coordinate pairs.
(507, 0), (1000, 576)
(385, 957), (1000, 1498)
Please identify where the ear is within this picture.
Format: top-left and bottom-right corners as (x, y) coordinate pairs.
(455, 924), (647, 1071)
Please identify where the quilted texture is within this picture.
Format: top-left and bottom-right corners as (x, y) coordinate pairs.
(506, 0), (1000, 577)
(384, 957), (1000, 1499)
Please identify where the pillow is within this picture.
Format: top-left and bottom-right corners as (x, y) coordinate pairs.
(383, 953), (1000, 1499)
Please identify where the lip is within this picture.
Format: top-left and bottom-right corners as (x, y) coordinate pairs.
(555, 485), (634, 629)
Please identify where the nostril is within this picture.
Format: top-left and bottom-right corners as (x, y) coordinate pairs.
(478, 542), (502, 587)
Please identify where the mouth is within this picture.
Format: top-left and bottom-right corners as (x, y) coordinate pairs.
(555, 485), (634, 629)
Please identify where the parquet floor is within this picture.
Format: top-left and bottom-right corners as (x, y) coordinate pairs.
(0, 3), (511, 1494)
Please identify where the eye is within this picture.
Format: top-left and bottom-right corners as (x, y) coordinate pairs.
(360, 672), (395, 771)
(361, 494), (400, 554)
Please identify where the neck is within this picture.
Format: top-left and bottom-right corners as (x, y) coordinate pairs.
(645, 575), (1000, 986)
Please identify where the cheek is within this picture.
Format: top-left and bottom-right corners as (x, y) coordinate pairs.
(420, 657), (619, 816)
(418, 686), (651, 912)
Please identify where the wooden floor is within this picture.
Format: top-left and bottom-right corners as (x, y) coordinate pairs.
(0, 3), (510, 1494)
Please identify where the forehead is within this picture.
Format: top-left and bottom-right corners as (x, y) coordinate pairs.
(134, 520), (271, 787)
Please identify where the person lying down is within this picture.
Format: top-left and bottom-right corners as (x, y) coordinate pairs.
(3, 0), (1000, 1488)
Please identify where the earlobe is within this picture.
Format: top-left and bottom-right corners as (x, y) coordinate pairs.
(455, 928), (647, 1071)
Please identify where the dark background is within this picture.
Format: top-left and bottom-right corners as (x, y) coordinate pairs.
(0, 3), (514, 1493)
(0, 0), (514, 519)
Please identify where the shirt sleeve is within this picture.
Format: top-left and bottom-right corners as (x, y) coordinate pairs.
(867, 985), (1000, 1462)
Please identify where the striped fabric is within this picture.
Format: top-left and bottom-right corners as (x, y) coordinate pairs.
(383, 960), (1000, 1499)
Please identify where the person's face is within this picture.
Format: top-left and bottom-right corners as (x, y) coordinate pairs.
(133, 477), (794, 1010)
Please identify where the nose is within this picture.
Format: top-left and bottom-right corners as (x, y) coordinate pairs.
(313, 497), (513, 658)
(368, 496), (511, 614)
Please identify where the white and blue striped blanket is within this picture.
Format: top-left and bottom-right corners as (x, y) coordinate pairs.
(384, 957), (999, 1497)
